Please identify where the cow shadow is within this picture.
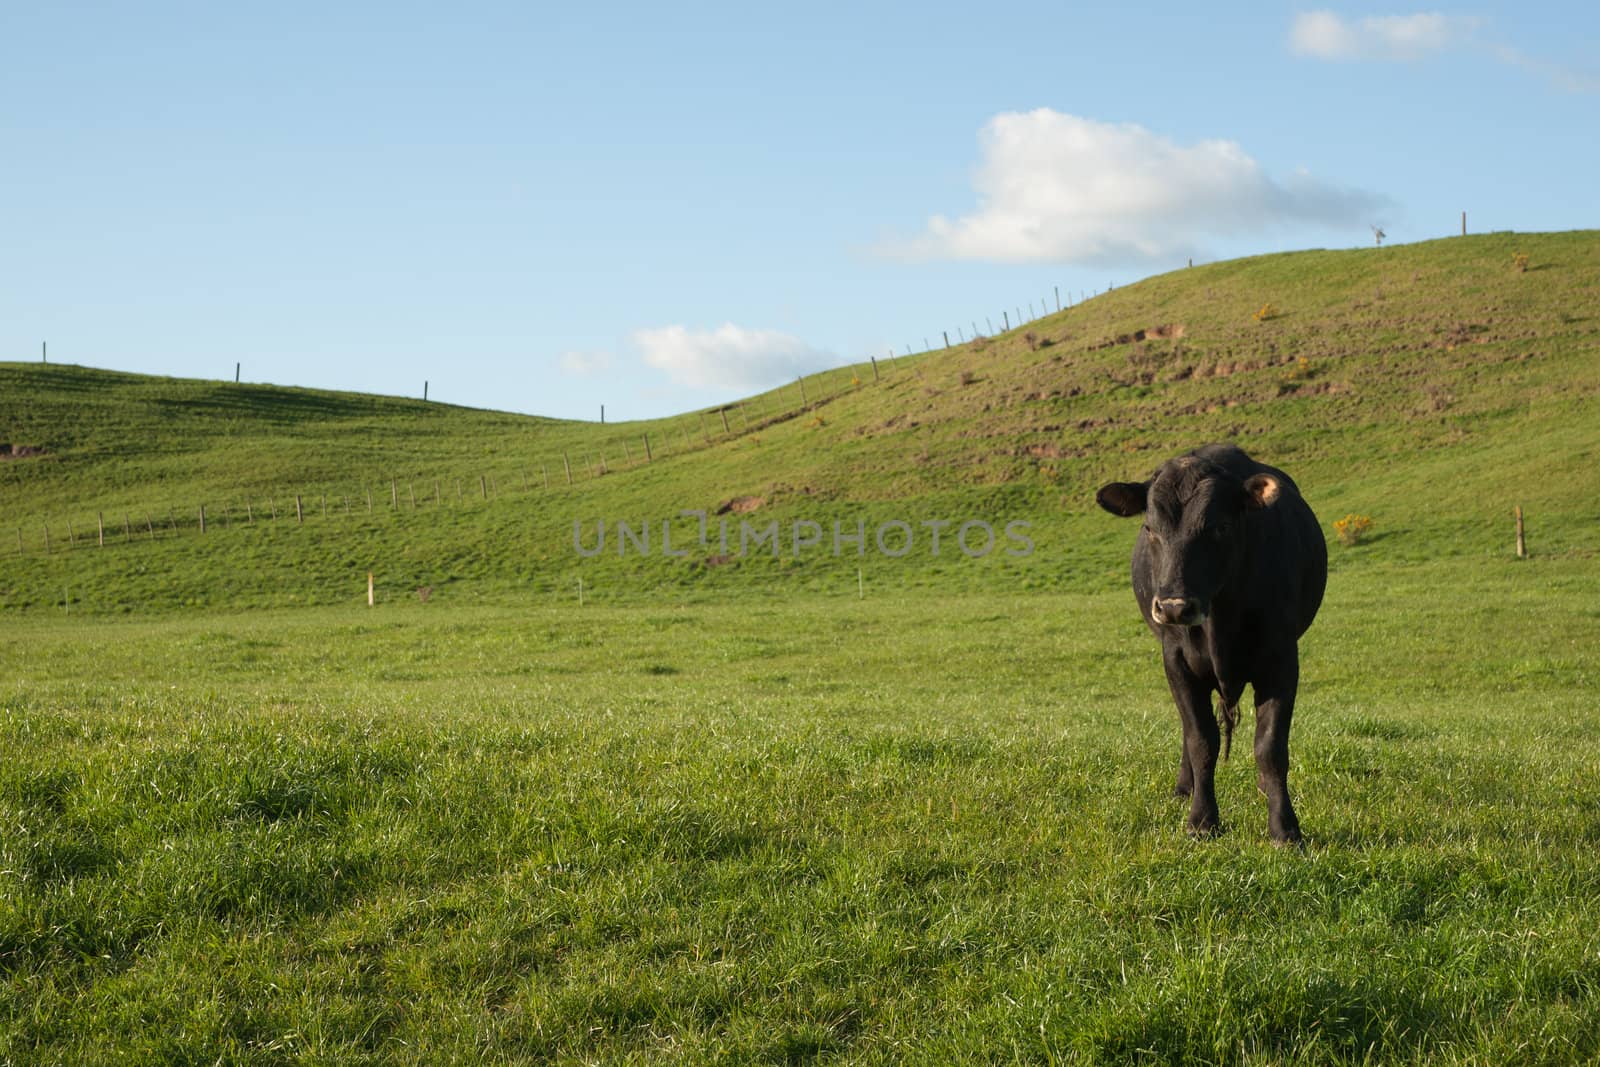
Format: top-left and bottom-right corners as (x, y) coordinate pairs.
(1333, 528), (1398, 549)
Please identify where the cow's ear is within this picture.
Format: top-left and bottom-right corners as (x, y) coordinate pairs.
(1096, 481), (1149, 517)
(1243, 473), (1281, 510)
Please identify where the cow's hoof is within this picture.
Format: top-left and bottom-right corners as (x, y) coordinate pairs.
(1185, 817), (1222, 839)
(1271, 828), (1305, 849)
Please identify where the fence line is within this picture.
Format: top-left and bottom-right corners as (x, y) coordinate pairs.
(7, 290), (1115, 558)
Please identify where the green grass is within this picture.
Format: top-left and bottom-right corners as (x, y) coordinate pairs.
(3, 232), (1600, 1061)
(2, 558), (1598, 1062)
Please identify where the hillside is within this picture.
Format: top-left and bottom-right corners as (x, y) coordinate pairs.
(3, 231), (1598, 614)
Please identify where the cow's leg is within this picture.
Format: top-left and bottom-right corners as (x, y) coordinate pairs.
(1253, 652), (1302, 845)
(1163, 644), (1220, 835)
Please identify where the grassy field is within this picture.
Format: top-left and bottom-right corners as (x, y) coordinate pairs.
(3, 232), (1600, 1061)
(1, 559), (1598, 1062)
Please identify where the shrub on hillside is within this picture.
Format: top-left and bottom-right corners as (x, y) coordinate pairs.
(1334, 514), (1374, 546)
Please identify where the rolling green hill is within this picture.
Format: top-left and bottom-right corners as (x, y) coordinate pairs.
(3, 230), (1598, 614)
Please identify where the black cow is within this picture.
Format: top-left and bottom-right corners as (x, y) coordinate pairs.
(1096, 444), (1327, 844)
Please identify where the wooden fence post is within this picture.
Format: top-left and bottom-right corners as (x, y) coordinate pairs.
(870, 356), (879, 381)
(480, 475), (487, 499)
(98, 513), (104, 547)
(798, 376), (808, 405)
(44, 525), (51, 554)
(295, 495), (303, 524)
(391, 479), (398, 508)
(199, 505), (206, 533)
(643, 434), (652, 462)
(563, 454), (573, 484)
(409, 482), (416, 508)
(123, 515), (131, 541)
(245, 501), (253, 523)
(1515, 505), (1526, 558)
(720, 408), (730, 434)
(145, 514), (154, 536)
(15, 528), (21, 555)
(368, 572), (375, 607)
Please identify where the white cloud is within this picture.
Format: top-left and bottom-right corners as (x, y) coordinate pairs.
(1289, 11), (1360, 58)
(887, 110), (1386, 267)
(1489, 43), (1600, 93)
(559, 349), (613, 377)
(633, 324), (835, 391)
(1289, 12), (1597, 93)
(1289, 10), (1482, 60)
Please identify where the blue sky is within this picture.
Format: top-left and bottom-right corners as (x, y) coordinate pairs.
(3, 2), (1595, 421)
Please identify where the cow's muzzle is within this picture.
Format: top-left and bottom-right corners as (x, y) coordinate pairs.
(1151, 596), (1206, 627)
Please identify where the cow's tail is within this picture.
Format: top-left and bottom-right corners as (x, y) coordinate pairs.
(1219, 696), (1239, 762)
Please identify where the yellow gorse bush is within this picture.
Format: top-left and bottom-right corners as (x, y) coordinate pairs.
(1333, 514), (1374, 546)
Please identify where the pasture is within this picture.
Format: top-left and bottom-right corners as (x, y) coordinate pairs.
(4, 231), (1599, 1061)
(4, 555), (1598, 1063)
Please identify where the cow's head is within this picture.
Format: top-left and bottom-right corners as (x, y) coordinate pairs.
(1096, 456), (1281, 627)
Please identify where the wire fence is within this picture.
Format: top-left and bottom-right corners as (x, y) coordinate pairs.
(8, 354), (897, 557)
(10, 287), (1110, 558)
